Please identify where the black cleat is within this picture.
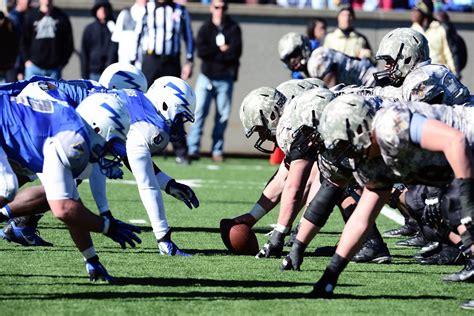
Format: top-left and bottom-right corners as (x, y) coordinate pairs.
(383, 221), (418, 238)
(442, 258), (474, 282)
(395, 233), (427, 248)
(352, 238), (392, 263)
(417, 244), (465, 265)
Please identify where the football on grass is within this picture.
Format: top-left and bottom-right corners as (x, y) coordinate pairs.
(220, 219), (259, 255)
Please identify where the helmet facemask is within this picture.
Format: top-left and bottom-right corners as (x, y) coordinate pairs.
(373, 43), (405, 87)
(246, 109), (279, 154)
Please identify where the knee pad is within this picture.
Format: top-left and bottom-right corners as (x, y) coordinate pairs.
(0, 171), (18, 201)
(304, 178), (344, 228)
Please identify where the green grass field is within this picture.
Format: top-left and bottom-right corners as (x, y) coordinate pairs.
(0, 157), (471, 315)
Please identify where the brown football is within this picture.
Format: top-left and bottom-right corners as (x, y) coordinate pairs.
(228, 223), (259, 256)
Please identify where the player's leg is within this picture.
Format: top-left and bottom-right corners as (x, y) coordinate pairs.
(256, 159), (313, 258)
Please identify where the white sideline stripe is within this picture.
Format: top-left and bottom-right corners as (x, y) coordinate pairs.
(381, 206), (405, 225)
(84, 179), (204, 187)
(206, 165), (220, 170)
(129, 219), (147, 224)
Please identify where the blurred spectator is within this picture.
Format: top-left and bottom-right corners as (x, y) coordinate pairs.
(21, 0), (73, 80)
(442, 0), (473, 12)
(411, 0), (456, 75)
(187, 0), (242, 162)
(435, 10), (467, 77)
(323, 5), (372, 59)
(0, 11), (18, 83)
(140, 0), (194, 164)
(6, 0), (29, 81)
(80, 0), (115, 81)
(306, 17), (327, 48)
(110, 0), (147, 69)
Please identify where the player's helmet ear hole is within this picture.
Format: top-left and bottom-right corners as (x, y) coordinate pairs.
(404, 56), (412, 65)
(356, 125), (363, 135)
(162, 102), (168, 111)
(270, 112), (276, 121)
(94, 127), (101, 134)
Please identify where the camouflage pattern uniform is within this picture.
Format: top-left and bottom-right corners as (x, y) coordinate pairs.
(354, 100), (474, 190)
(372, 63), (470, 104)
(307, 47), (377, 87)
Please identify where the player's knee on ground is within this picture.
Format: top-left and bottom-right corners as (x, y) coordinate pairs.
(304, 178), (344, 228)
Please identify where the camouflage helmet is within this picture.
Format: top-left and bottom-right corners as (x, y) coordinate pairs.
(307, 47), (334, 80)
(285, 87), (335, 155)
(290, 87), (335, 132)
(239, 86), (287, 154)
(319, 94), (376, 165)
(276, 79), (318, 106)
(278, 32), (312, 71)
(374, 28), (430, 86)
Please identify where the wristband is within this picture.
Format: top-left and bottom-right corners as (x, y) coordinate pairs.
(101, 216), (111, 234)
(156, 171), (173, 190)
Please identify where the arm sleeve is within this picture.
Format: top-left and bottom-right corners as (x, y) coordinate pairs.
(409, 113), (428, 146)
(89, 163), (110, 213)
(126, 126), (169, 237)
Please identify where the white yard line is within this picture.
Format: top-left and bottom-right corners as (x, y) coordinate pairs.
(381, 206), (405, 225)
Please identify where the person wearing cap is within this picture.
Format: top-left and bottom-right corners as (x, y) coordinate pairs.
(323, 4), (372, 60)
(80, 0), (116, 81)
(411, 0), (456, 75)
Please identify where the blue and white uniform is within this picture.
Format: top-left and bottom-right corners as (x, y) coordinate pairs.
(19, 80), (175, 240)
(0, 94), (91, 201)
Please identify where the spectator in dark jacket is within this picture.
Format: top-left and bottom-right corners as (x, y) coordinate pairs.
(187, 0), (242, 162)
(0, 12), (18, 83)
(6, 0), (29, 82)
(21, 0), (73, 80)
(81, 0), (116, 80)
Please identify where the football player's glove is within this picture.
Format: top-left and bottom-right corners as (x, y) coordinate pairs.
(165, 179), (200, 209)
(85, 255), (113, 282)
(102, 217), (142, 249)
(281, 239), (307, 271)
(101, 163), (124, 179)
(255, 230), (285, 259)
(422, 196), (442, 228)
(309, 268), (338, 298)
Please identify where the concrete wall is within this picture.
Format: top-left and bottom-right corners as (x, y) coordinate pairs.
(58, 2), (474, 156)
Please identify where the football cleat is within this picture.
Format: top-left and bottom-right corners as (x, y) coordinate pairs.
(461, 300), (474, 310)
(394, 233), (427, 248)
(442, 258), (474, 282)
(417, 244), (465, 265)
(158, 240), (192, 257)
(0, 220), (53, 246)
(383, 221), (418, 238)
(352, 238), (392, 264)
(85, 256), (113, 282)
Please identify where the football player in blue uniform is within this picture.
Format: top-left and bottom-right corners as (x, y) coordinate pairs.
(0, 92), (141, 281)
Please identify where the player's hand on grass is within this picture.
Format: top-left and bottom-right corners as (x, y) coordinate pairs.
(85, 255), (113, 282)
(102, 217), (141, 249)
(165, 179), (200, 209)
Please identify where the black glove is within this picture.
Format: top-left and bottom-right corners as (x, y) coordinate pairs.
(103, 217), (142, 249)
(422, 196), (442, 228)
(165, 179), (200, 209)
